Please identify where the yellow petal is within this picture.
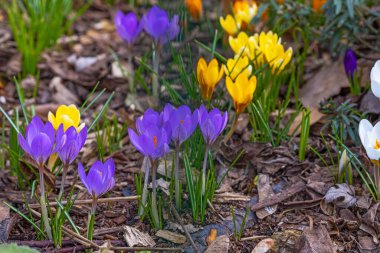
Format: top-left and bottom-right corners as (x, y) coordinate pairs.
(55, 104), (81, 131)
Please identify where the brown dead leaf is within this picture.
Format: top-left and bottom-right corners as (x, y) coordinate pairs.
(295, 226), (336, 253)
(300, 61), (349, 109)
(50, 77), (79, 105)
(206, 229), (218, 246)
(0, 201), (12, 242)
(324, 184), (357, 208)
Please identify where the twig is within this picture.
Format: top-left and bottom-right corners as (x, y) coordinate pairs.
(110, 247), (183, 252)
(28, 196), (139, 208)
(240, 235), (268, 241)
(29, 209), (100, 249)
(169, 202), (199, 253)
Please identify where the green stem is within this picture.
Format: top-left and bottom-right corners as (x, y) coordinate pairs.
(202, 146), (210, 196)
(138, 159), (151, 217)
(174, 142), (181, 209)
(128, 46), (135, 93)
(39, 166), (53, 240)
(151, 160), (160, 228)
(87, 196), (97, 241)
(223, 113), (240, 143)
(152, 43), (161, 98)
(58, 164), (69, 200)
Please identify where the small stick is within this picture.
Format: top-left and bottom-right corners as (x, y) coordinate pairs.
(169, 202), (199, 253)
(28, 196), (139, 208)
(111, 247), (183, 252)
(240, 235), (268, 241)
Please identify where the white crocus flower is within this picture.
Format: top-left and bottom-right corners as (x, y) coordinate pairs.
(371, 60), (380, 98)
(359, 119), (380, 162)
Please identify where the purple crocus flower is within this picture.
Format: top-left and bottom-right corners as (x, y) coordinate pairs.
(198, 105), (228, 145)
(18, 116), (55, 167)
(163, 104), (198, 145)
(344, 48), (357, 79)
(128, 108), (171, 160)
(115, 11), (142, 46)
(78, 158), (115, 198)
(141, 6), (180, 45)
(55, 125), (87, 165)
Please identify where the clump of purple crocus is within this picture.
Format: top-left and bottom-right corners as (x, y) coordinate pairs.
(163, 104), (198, 208)
(78, 158), (115, 240)
(115, 10), (143, 93)
(344, 48), (357, 80)
(128, 108), (171, 226)
(141, 5), (180, 97)
(55, 125), (87, 198)
(198, 105), (228, 194)
(18, 116), (55, 240)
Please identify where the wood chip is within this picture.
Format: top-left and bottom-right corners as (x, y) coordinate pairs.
(251, 238), (275, 253)
(205, 235), (229, 253)
(123, 226), (155, 247)
(256, 174), (277, 219)
(206, 229), (217, 246)
(155, 230), (186, 244)
(0, 201), (11, 242)
(251, 181), (306, 211)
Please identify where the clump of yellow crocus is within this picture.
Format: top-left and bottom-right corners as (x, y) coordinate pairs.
(48, 104), (85, 132)
(224, 55), (252, 80)
(185, 0), (203, 21)
(229, 31), (292, 73)
(220, 14), (241, 36)
(47, 104), (85, 170)
(233, 0), (258, 25)
(197, 57), (224, 101)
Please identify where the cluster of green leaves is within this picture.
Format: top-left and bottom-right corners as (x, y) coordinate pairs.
(4, 0), (92, 77)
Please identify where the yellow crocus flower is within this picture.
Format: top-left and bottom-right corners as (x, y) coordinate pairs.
(185, 0), (203, 21)
(48, 104), (85, 132)
(233, 0), (258, 25)
(197, 57), (224, 101)
(226, 73), (257, 115)
(220, 14), (241, 36)
(224, 55), (252, 80)
(264, 43), (293, 73)
(229, 32), (254, 58)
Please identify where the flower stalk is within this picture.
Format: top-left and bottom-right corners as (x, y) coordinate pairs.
(151, 160), (160, 227)
(58, 164), (69, 200)
(139, 160), (151, 216)
(174, 142), (181, 209)
(202, 145), (210, 196)
(127, 46), (135, 93)
(152, 43), (161, 97)
(224, 113), (239, 143)
(39, 165), (53, 241)
(87, 195), (97, 241)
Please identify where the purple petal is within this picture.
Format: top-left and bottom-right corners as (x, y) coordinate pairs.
(18, 134), (31, 155)
(30, 133), (53, 165)
(78, 162), (91, 194)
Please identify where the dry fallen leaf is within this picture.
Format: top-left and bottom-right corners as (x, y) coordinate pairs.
(300, 61), (349, 109)
(324, 183), (357, 208)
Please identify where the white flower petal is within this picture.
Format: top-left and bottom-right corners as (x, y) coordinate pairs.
(370, 60), (380, 98)
(359, 119), (373, 146)
(365, 147), (380, 161)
